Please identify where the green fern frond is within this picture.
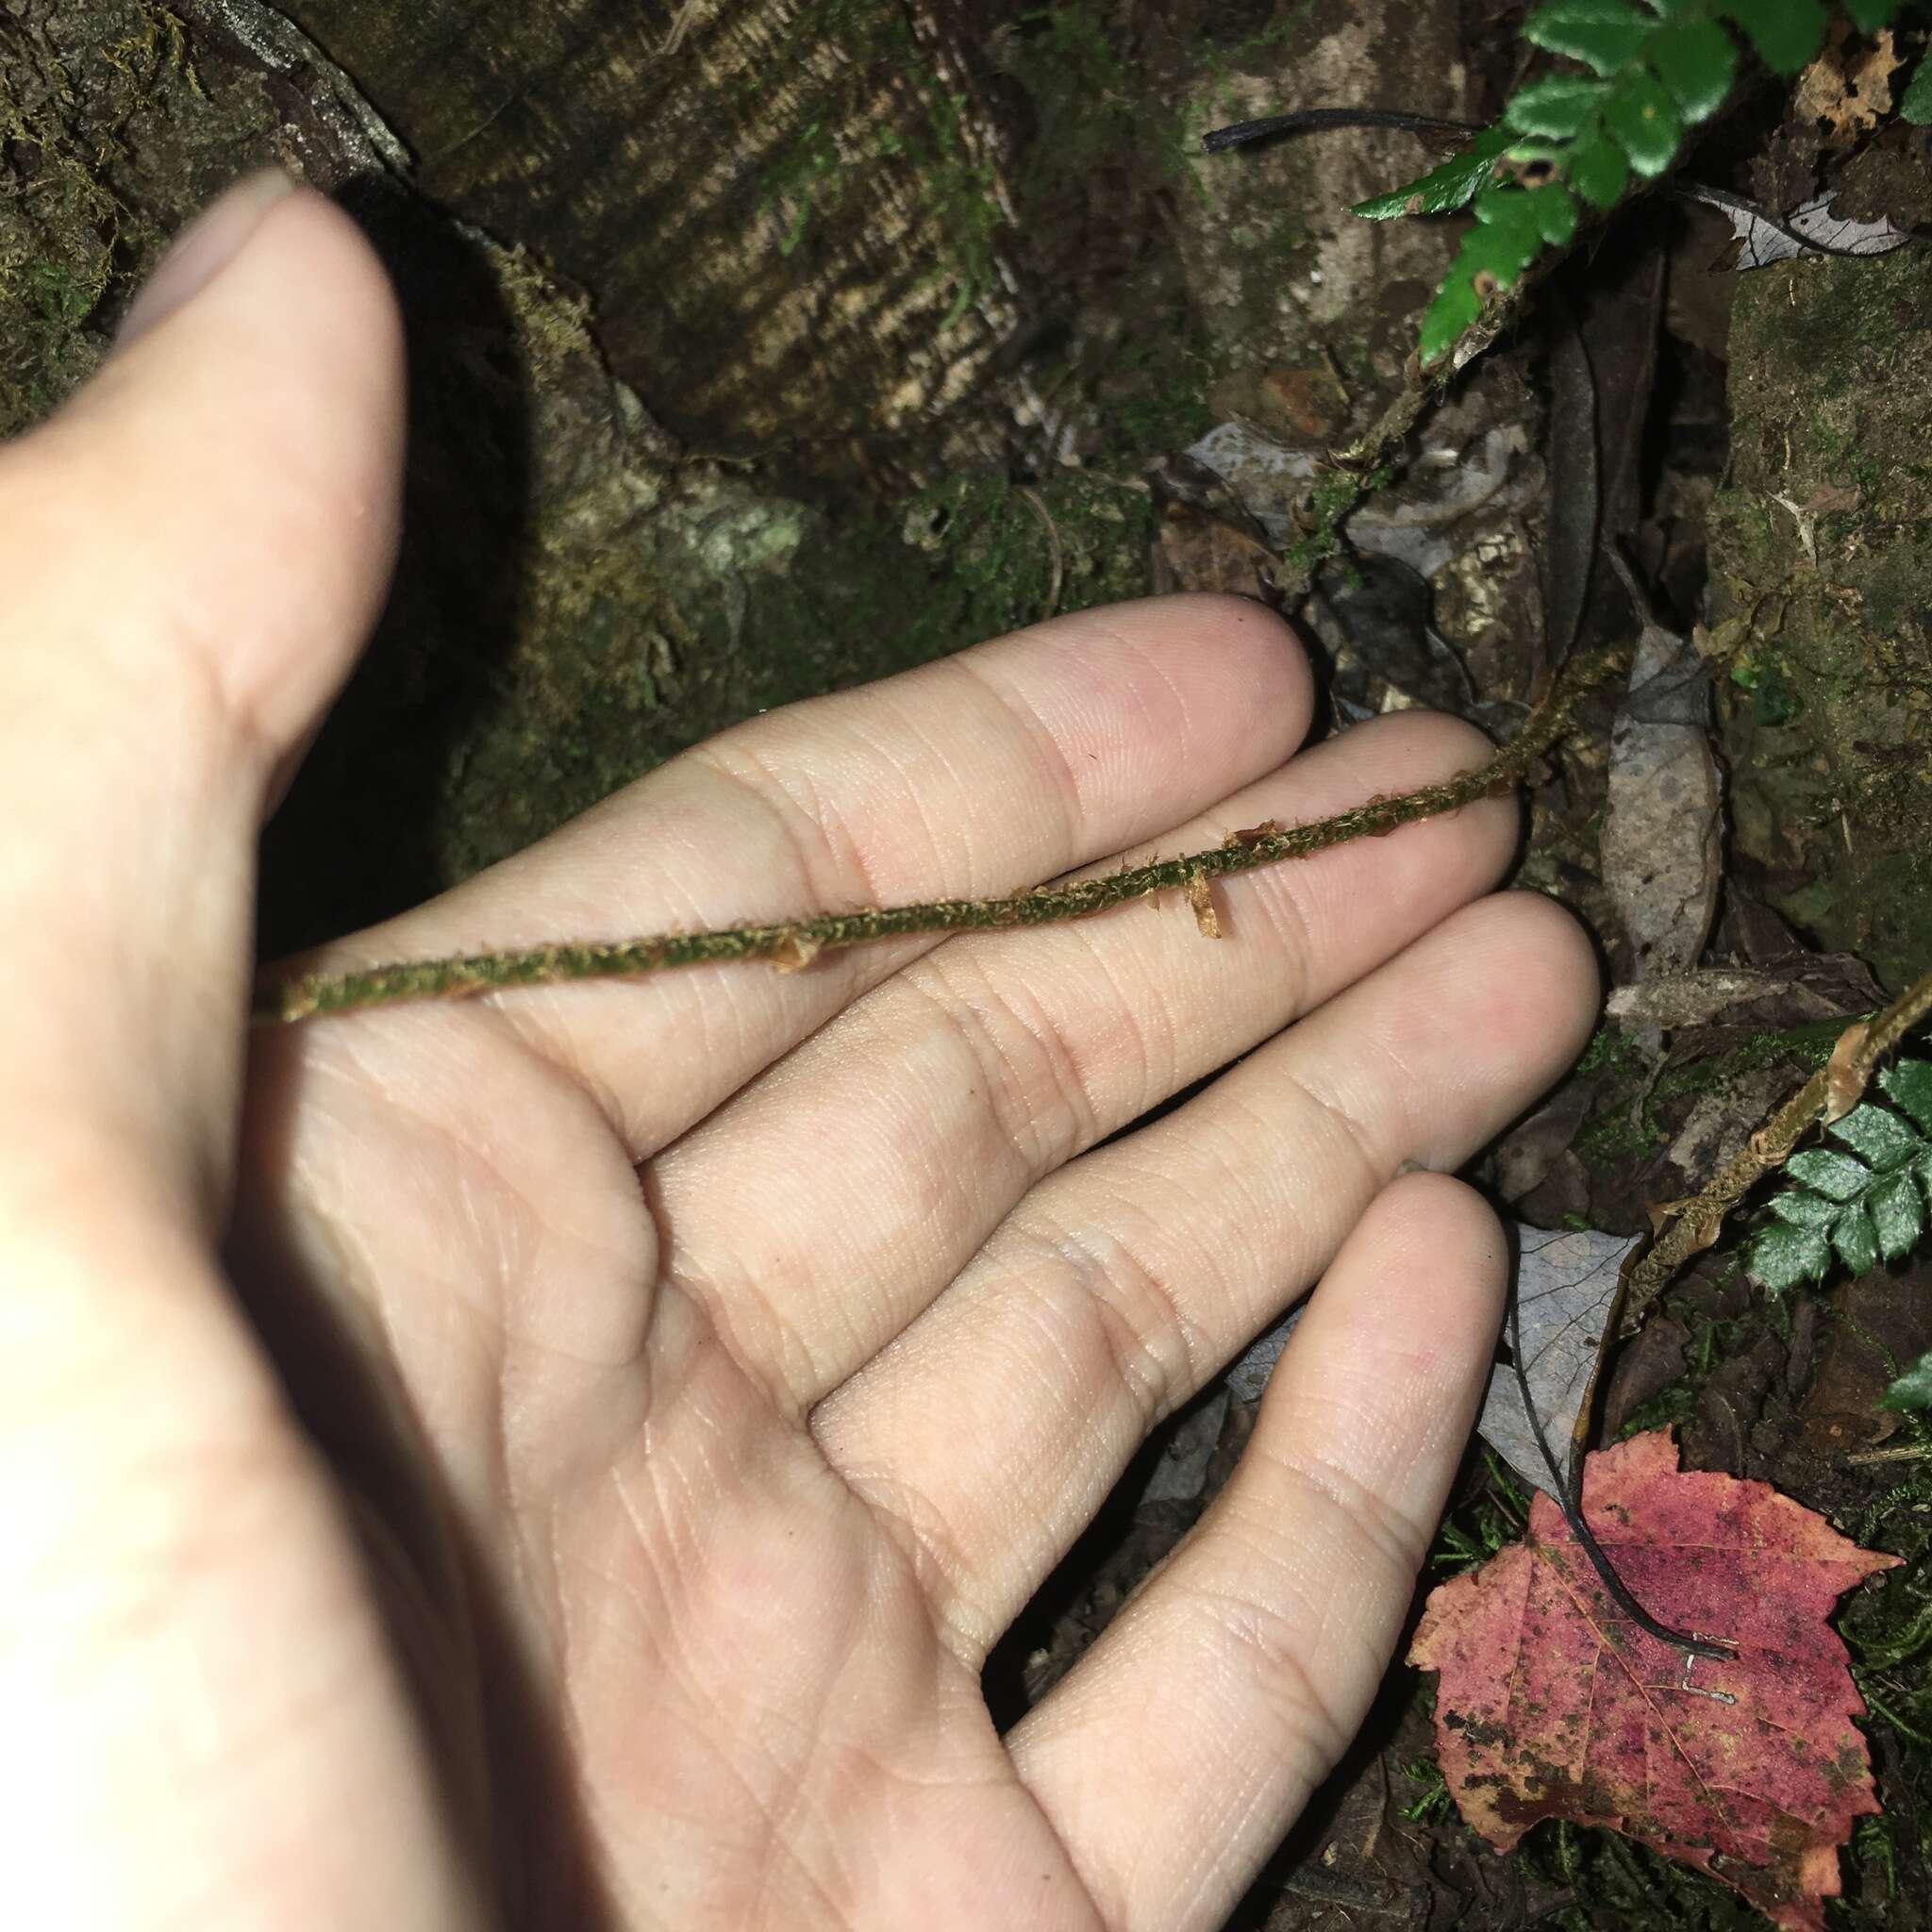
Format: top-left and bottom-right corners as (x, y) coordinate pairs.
(1748, 1058), (1932, 1292)
(1351, 125), (1518, 217)
(1353, 0), (1912, 363)
(1883, 1347), (1932, 1409)
(1905, 46), (1932, 120)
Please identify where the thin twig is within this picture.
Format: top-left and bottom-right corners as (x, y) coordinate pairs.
(254, 644), (1627, 1025)
(1846, 1444), (1931, 1467)
(1019, 485), (1065, 621)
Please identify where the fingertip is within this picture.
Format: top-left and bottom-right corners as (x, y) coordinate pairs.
(1325, 706), (1515, 844)
(1374, 705), (1496, 771)
(1367, 708), (1515, 841)
(78, 180), (405, 448)
(1253, 709), (1519, 969)
(1478, 890), (1604, 1074)
(1369, 1163), (1506, 1246)
(111, 168), (301, 352)
(11, 179), (406, 751)
(1028, 591), (1316, 771)
(1162, 591), (1317, 745)
(1357, 1169), (1509, 1333)
(1373, 892), (1598, 1174)
(941, 590), (1317, 861)
(1157, 588), (1311, 670)
(1274, 1169), (1507, 1416)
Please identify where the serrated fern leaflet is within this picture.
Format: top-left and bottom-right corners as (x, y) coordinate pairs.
(1748, 1059), (1932, 1291)
(1350, 0), (1915, 363)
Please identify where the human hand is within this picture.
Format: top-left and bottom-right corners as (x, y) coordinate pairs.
(0, 175), (1596, 1930)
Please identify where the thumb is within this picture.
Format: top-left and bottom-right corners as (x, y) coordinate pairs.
(0, 172), (404, 1223)
(0, 182), (492, 1932)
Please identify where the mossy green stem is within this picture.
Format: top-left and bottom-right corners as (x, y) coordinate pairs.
(255, 642), (1626, 1025)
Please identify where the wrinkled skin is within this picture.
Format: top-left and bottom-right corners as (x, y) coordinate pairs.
(0, 176), (1596, 1930)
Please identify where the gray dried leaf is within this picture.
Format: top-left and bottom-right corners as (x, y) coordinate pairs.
(1666, 1064), (1804, 1193)
(1227, 1307), (1301, 1404)
(1683, 184), (1914, 271)
(1623, 650), (1713, 727)
(1139, 1389), (1230, 1504)
(1181, 422), (1318, 545)
(1479, 1225), (1643, 1496)
(1607, 968), (1802, 1030)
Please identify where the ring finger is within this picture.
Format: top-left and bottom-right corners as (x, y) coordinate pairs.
(1008, 1171), (1509, 1932)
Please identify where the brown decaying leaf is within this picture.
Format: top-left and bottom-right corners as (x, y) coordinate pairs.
(1154, 500), (1277, 600)
(1793, 23), (1898, 145)
(1412, 1430), (1899, 1930)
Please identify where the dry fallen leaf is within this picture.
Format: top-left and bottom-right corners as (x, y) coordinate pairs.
(1478, 1225), (1641, 1495)
(1689, 183), (1915, 272)
(1413, 1430), (1899, 1929)
(1600, 622), (1721, 981)
(1794, 22), (1899, 144)
(1154, 500), (1278, 600)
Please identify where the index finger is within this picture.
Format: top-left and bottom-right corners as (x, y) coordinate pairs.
(285, 593), (1313, 1156)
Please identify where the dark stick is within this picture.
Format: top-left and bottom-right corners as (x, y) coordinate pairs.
(1201, 108), (1481, 153)
(1508, 1291), (1733, 1660)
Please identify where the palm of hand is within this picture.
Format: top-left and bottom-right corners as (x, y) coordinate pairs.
(0, 183), (1594, 1932)
(237, 1002), (1086, 1928)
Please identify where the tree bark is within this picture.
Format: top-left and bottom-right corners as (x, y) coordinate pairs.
(270, 0), (1029, 464)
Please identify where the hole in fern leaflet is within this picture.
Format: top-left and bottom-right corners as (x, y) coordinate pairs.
(1503, 155), (1557, 186)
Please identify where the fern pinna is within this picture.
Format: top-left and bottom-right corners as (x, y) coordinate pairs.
(1349, 0), (1930, 363)
(1744, 1058), (1932, 1416)
(1749, 1060), (1932, 1291)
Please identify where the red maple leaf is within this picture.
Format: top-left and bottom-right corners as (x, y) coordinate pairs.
(1411, 1428), (1899, 1928)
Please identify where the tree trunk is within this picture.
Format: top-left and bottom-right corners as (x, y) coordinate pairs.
(275, 0), (1033, 461)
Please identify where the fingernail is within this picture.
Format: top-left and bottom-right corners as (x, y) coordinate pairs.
(116, 169), (300, 349)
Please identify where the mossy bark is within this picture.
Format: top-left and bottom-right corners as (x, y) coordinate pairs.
(1708, 245), (1932, 993)
(0, 0), (293, 434)
(275, 0), (1029, 467)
